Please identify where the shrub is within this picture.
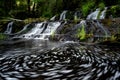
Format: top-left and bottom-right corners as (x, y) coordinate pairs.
(81, 0), (95, 18)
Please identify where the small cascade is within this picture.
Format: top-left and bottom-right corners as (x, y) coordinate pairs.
(95, 20), (110, 38)
(50, 15), (56, 21)
(4, 21), (14, 34)
(80, 20), (86, 26)
(59, 10), (67, 20)
(86, 7), (107, 20)
(38, 22), (61, 39)
(56, 21), (67, 34)
(72, 20), (86, 31)
(86, 8), (100, 20)
(20, 22), (44, 39)
(19, 21), (61, 40)
(100, 7), (107, 19)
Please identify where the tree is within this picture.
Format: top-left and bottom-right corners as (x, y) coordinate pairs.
(27, 0), (31, 13)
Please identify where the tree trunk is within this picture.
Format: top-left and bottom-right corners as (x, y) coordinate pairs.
(27, 0), (31, 13)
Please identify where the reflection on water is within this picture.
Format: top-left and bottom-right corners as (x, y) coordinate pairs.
(0, 39), (120, 80)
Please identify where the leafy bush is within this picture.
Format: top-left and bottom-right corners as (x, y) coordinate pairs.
(98, 2), (105, 10)
(0, 33), (7, 40)
(81, 0), (95, 18)
(76, 24), (86, 40)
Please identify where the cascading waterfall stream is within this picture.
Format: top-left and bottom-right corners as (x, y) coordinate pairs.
(50, 15), (56, 21)
(39, 22), (61, 39)
(19, 21), (61, 40)
(86, 7), (107, 20)
(86, 8), (100, 20)
(100, 7), (107, 19)
(59, 11), (67, 20)
(95, 20), (110, 38)
(20, 22), (44, 39)
(4, 21), (14, 34)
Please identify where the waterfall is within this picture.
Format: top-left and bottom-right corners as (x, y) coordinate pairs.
(59, 11), (67, 20)
(80, 20), (86, 26)
(86, 8), (100, 20)
(95, 20), (110, 38)
(100, 7), (107, 19)
(38, 22), (61, 39)
(50, 15), (56, 21)
(86, 7), (107, 20)
(20, 22), (44, 39)
(19, 21), (61, 40)
(4, 21), (14, 34)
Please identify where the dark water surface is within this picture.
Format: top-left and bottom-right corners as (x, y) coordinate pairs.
(0, 39), (120, 80)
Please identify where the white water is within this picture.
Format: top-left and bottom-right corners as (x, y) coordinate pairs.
(4, 21), (14, 34)
(80, 20), (86, 25)
(96, 21), (110, 37)
(19, 22), (61, 40)
(19, 22), (44, 39)
(86, 7), (107, 20)
(86, 8), (100, 20)
(50, 16), (56, 21)
(100, 7), (107, 19)
(59, 11), (67, 20)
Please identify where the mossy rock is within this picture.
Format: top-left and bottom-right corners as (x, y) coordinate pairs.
(0, 19), (25, 33)
(0, 33), (8, 40)
(106, 5), (120, 18)
(12, 21), (25, 33)
(23, 17), (48, 24)
(0, 20), (10, 33)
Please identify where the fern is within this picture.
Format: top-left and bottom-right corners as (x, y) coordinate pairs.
(77, 24), (86, 40)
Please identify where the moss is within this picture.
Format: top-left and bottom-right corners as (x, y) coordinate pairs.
(110, 35), (117, 41)
(97, 11), (101, 19)
(23, 17), (48, 24)
(0, 33), (7, 40)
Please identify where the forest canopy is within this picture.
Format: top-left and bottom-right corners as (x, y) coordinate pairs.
(0, 0), (120, 19)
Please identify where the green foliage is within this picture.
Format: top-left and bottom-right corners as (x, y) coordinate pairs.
(74, 15), (79, 23)
(51, 31), (55, 39)
(111, 5), (120, 17)
(76, 24), (86, 40)
(106, 5), (120, 18)
(110, 35), (116, 41)
(81, 0), (95, 17)
(111, 6), (118, 13)
(97, 2), (105, 19)
(1, 0), (120, 19)
(97, 11), (101, 19)
(0, 33), (7, 40)
(98, 2), (105, 10)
